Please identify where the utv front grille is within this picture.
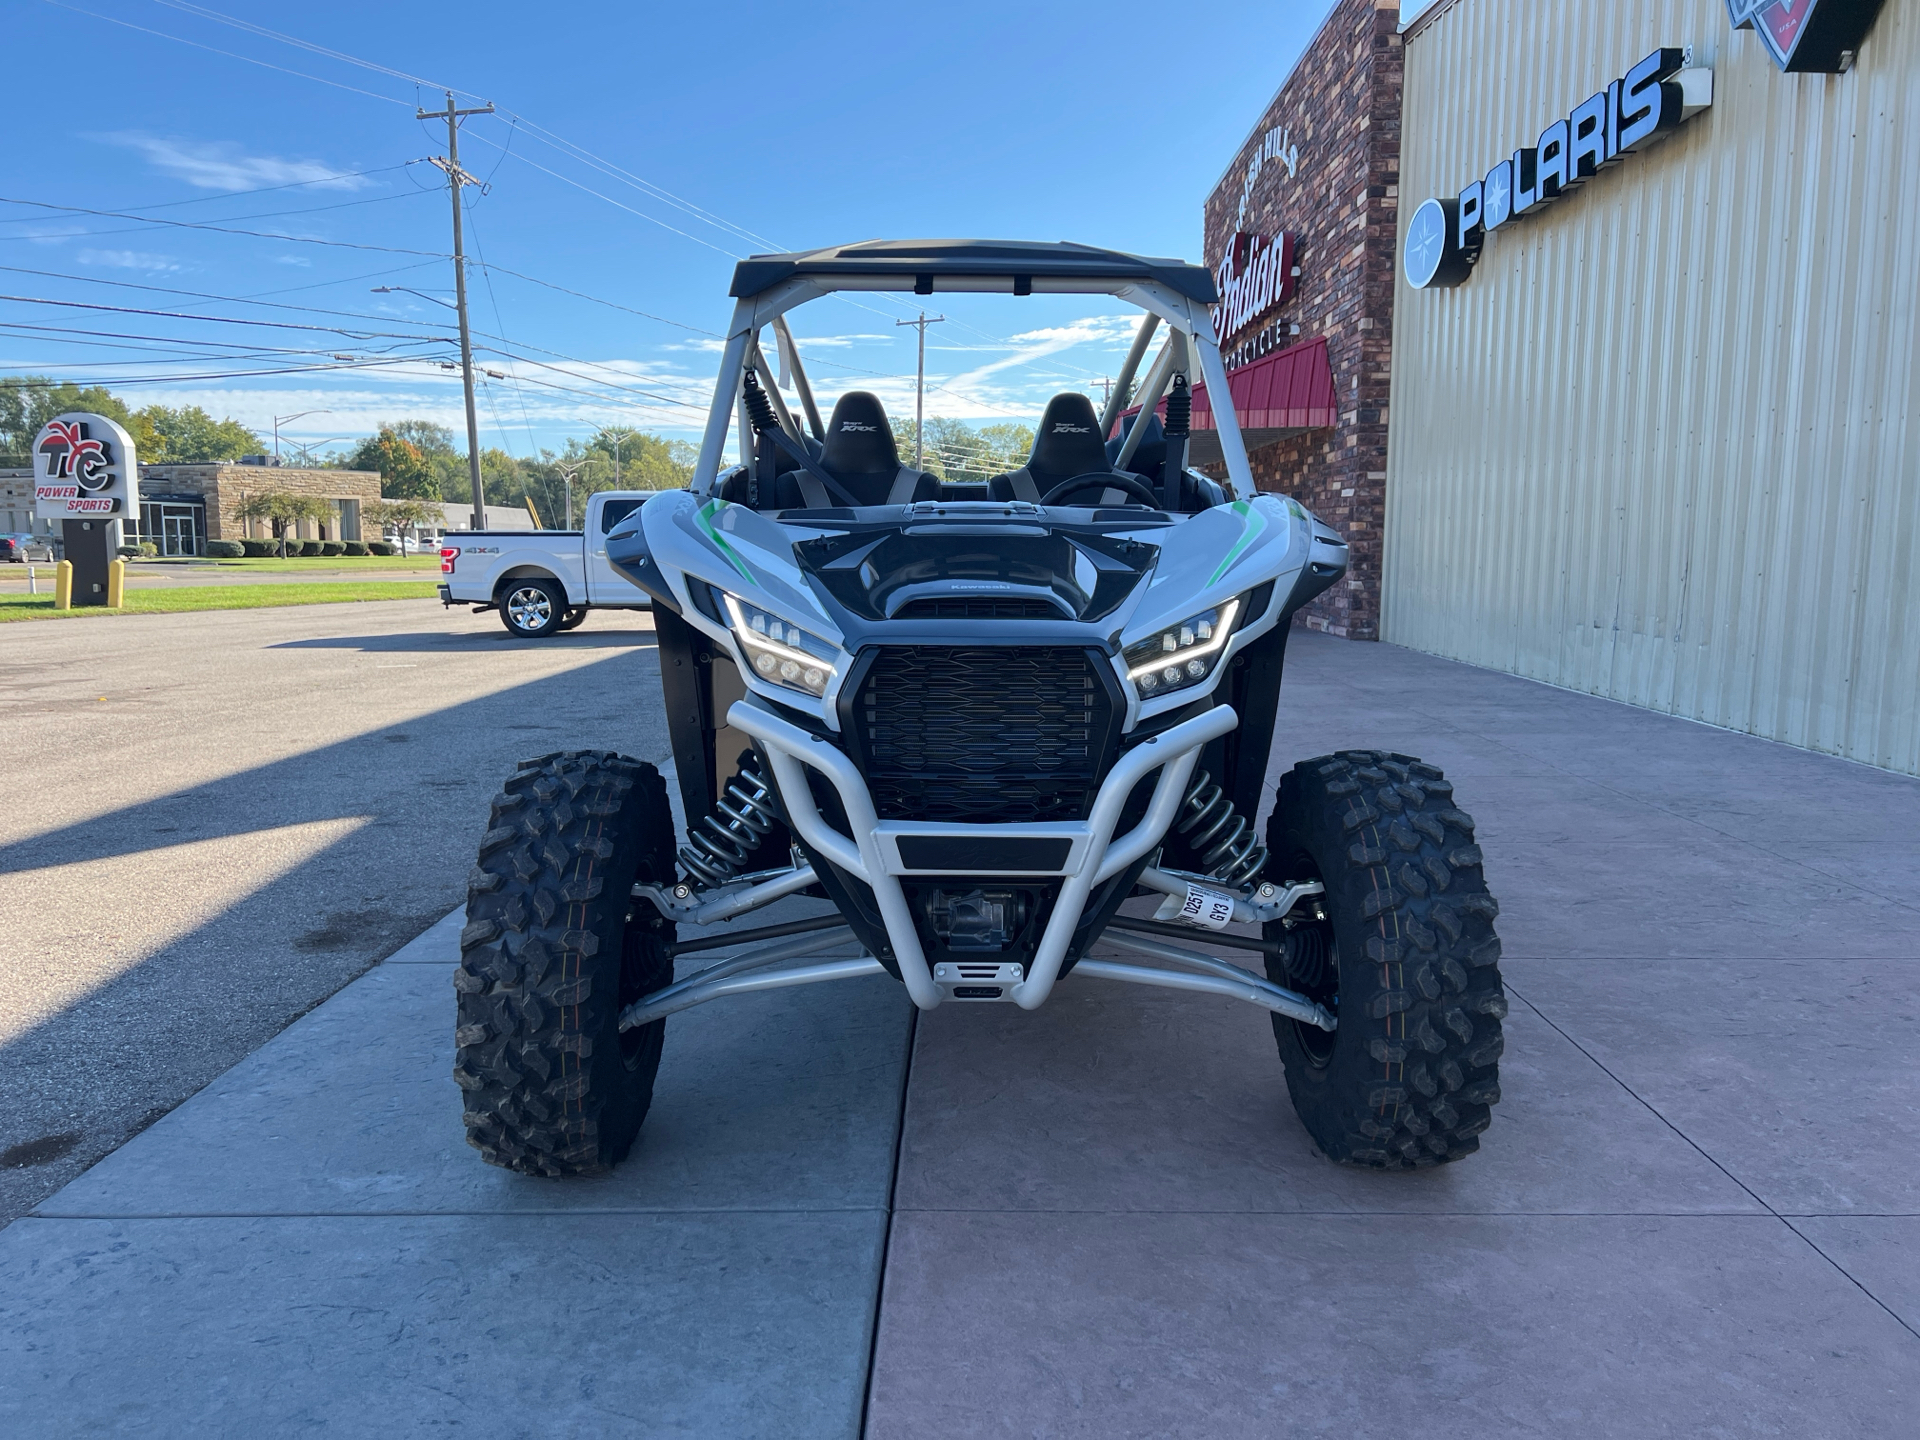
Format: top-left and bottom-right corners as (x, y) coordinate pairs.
(853, 646), (1115, 823)
(892, 597), (1064, 620)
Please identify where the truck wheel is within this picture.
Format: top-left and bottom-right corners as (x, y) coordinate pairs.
(1263, 750), (1507, 1169)
(499, 578), (566, 638)
(454, 750), (677, 1176)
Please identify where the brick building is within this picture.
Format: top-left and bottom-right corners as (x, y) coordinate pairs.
(133, 463), (381, 555)
(1200, 0), (1404, 638)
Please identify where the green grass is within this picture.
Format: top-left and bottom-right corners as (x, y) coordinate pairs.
(138, 554), (444, 573)
(0, 580), (441, 622)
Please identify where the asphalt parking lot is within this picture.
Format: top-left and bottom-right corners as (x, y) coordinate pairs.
(2, 614), (1917, 1436)
(0, 598), (667, 1226)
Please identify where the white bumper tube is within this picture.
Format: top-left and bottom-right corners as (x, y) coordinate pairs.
(727, 699), (1239, 1012)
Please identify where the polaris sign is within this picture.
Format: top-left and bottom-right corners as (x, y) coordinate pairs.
(1404, 49), (1713, 291)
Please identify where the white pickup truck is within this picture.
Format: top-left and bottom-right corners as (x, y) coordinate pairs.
(436, 490), (654, 637)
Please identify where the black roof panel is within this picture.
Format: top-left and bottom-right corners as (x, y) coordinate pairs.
(729, 239), (1218, 304)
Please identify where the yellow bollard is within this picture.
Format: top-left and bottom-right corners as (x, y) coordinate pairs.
(107, 558), (126, 609)
(54, 559), (73, 610)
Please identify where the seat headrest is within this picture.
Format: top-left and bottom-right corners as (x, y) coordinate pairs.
(820, 391), (899, 475)
(1027, 393), (1110, 479)
(1106, 410), (1163, 465)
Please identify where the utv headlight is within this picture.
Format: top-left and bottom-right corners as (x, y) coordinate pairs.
(1123, 596), (1241, 700)
(722, 593), (839, 699)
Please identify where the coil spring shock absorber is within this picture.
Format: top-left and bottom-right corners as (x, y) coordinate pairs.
(1174, 769), (1267, 887)
(677, 762), (780, 887)
(740, 368), (780, 506)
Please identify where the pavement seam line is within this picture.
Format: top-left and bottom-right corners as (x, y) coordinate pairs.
(1423, 691), (1920, 918)
(859, 1004), (918, 1438)
(1505, 977), (1920, 1346)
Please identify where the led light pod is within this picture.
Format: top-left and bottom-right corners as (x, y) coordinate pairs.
(1124, 597), (1241, 700)
(722, 592), (839, 699)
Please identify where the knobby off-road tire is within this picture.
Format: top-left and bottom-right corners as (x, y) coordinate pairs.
(1264, 750), (1508, 1168)
(454, 750), (676, 1176)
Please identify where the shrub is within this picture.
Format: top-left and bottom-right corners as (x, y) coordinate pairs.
(343, 541), (369, 557)
(367, 541), (396, 556)
(116, 542), (159, 559)
(204, 540), (244, 558)
(320, 541), (346, 557)
(240, 538), (277, 557)
(299, 540), (324, 557)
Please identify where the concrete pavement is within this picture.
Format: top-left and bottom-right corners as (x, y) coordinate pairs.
(3, 630), (1917, 1436)
(0, 600), (667, 1226)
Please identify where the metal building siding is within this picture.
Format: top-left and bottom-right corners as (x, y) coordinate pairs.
(1383, 0), (1920, 774)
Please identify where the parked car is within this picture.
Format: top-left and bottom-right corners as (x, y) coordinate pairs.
(1, 534), (57, 563)
(436, 491), (654, 636)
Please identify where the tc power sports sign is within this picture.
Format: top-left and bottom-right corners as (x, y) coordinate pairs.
(33, 412), (139, 518)
(1404, 49), (1713, 291)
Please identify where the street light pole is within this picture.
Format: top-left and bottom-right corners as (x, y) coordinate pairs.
(894, 312), (945, 468)
(556, 462), (583, 530)
(417, 90), (496, 532)
(273, 409), (330, 464)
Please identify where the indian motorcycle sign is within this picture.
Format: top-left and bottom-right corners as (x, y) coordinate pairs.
(1725, 0), (1889, 73)
(34, 413), (139, 518)
(1214, 231), (1297, 365)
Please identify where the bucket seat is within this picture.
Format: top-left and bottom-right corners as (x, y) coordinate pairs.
(989, 392), (1141, 505)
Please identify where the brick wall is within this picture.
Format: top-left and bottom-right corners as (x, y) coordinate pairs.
(1203, 0), (1402, 640)
(140, 465), (381, 542)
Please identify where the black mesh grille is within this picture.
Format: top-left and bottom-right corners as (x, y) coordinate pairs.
(893, 597), (1064, 620)
(855, 647), (1112, 822)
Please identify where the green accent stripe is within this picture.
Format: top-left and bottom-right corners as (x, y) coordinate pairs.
(695, 499), (756, 584)
(1207, 500), (1267, 588)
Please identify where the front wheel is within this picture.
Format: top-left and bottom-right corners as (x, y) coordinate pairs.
(498, 578), (567, 637)
(454, 750), (677, 1176)
(1264, 750), (1508, 1168)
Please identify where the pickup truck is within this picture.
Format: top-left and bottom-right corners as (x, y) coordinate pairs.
(436, 490), (654, 637)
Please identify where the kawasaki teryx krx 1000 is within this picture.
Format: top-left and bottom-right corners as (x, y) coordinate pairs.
(453, 240), (1507, 1176)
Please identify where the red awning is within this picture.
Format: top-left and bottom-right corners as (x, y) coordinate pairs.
(1124, 334), (1336, 435)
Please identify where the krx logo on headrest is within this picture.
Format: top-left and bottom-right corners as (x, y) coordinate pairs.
(840, 421), (877, 432)
(1051, 422), (1091, 434)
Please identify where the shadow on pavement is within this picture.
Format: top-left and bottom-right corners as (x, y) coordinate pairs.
(270, 629), (658, 654)
(0, 641), (670, 1225)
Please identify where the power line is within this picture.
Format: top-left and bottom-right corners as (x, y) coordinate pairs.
(0, 196), (448, 258)
(0, 263), (458, 330)
(0, 293), (448, 342)
(35, 0), (417, 107)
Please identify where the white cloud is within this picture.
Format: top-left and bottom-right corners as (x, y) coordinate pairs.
(100, 133), (372, 192)
(273, 255), (313, 267)
(77, 248), (180, 271)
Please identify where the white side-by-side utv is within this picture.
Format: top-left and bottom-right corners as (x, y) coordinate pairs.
(453, 240), (1507, 1176)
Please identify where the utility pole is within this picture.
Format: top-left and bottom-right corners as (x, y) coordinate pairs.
(418, 90), (495, 531)
(1091, 377), (1113, 407)
(894, 312), (945, 468)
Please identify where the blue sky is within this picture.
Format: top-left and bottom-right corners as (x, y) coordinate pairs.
(6, 0), (1336, 458)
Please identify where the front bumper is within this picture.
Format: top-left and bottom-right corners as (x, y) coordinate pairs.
(727, 698), (1237, 1011)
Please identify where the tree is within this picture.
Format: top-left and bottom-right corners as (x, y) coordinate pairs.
(888, 416), (1034, 485)
(348, 427), (440, 500)
(131, 404), (260, 463)
(364, 498), (436, 553)
(233, 491), (332, 557)
(0, 377), (132, 467)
